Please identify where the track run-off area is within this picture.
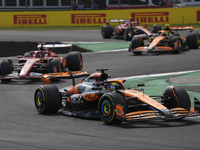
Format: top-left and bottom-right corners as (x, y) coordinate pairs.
(0, 29), (200, 150)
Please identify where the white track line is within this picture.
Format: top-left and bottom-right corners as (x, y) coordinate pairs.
(111, 70), (200, 80)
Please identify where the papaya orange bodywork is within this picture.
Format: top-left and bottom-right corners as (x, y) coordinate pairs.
(68, 85), (79, 94)
(157, 46), (173, 51)
(124, 89), (167, 111)
(149, 36), (165, 47)
(116, 104), (125, 117)
(169, 26), (193, 32)
(134, 47), (147, 51)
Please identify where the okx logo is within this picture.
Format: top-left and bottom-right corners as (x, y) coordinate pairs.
(131, 12), (169, 23)
(13, 14), (47, 25)
(71, 13), (106, 24)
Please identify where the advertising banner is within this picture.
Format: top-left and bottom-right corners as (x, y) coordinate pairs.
(0, 7), (200, 27)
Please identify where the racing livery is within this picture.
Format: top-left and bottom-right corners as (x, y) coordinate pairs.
(0, 43), (83, 82)
(101, 18), (153, 41)
(34, 69), (200, 124)
(129, 25), (200, 55)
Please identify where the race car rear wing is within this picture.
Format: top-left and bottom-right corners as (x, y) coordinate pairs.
(37, 43), (72, 49)
(41, 71), (89, 85)
(169, 26), (193, 32)
(37, 43), (73, 52)
(106, 19), (138, 25)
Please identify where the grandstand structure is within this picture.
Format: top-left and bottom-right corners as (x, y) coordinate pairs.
(0, 0), (199, 11)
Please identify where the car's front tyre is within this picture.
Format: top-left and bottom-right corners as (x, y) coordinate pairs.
(34, 85), (61, 114)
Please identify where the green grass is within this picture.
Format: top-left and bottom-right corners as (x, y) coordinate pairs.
(0, 24), (200, 30)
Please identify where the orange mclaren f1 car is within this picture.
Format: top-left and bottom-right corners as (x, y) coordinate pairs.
(128, 25), (200, 55)
(34, 69), (200, 124)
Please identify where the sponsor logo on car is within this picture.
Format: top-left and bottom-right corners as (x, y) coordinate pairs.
(71, 13), (106, 24)
(131, 12), (169, 23)
(83, 94), (100, 101)
(13, 14), (47, 25)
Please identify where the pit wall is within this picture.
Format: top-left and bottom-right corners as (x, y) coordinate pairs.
(0, 7), (200, 27)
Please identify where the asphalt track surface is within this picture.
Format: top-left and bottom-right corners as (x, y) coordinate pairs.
(0, 30), (200, 150)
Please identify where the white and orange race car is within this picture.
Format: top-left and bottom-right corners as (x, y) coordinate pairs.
(34, 68), (200, 124)
(128, 25), (200, 55)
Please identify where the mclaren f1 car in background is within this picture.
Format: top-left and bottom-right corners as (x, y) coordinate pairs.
(34, 68), (200, 124)
(128, 25), (200, 55)
(0, 43), (83, 82)
(101, 18), (153, 41)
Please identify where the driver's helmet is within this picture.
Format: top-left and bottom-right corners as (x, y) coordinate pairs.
(162, 31), (170, 37)
(104, 82), (116, 91)
(129, 17), (132, 22)
(36, 52), (44, 58)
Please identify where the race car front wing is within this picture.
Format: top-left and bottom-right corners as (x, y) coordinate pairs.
(115, 98), (200, 122)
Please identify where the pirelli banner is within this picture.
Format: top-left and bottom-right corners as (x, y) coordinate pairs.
(0, 7), (200, 27)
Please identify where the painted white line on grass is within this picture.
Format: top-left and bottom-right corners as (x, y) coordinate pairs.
(111, 70), (200, 80)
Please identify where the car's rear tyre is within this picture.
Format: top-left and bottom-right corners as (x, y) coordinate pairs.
(67, 51), (83, 71)
(168, 36), (182, 54)
(152, 25), (162, 33)
(48, 59), (61, 73)
(187, 32), (200, 49)
(0, 59), (13, 82)
(34, 85), (61, 114)
(98, 92), (127, 124)
(163, 86), (191, 111)
(124, 27), (133, 41)
(101, 25), (113, 39)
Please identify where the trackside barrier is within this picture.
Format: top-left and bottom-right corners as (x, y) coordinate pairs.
(0, 7), (200, 27)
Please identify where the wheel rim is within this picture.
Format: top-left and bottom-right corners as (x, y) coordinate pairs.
(124, 30), (127, 39)
(79, 55), (83, 70)
(35, 92), (43, 107)
(197, 35), (200, 45)
(101, 28), (105, 36)
(177, 40), (181, 50)
(101, 100), (111, 117)
(128, 31), (132, 38)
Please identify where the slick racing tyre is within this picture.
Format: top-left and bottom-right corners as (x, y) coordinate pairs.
(152, 25), (162, 33)
(124, 27), (133, 41)
(129, 36), (143, 55)
(101, 25), (113, 39)
(0, 59), (12, 75)
(34, 85), (61, 114)
(168, 36), (182, 54)
(187, 32), (200, 49)
(98, 92), (127, 124)
(0, 59), (13, 82)
(67, 51), (83, 71)
(163, 86), (191, 111)
(48, 59), (61, 73)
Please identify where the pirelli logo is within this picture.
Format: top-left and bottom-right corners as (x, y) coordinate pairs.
(197, 11), (200, 21)
(71, 13), (106, 24)
(131, 12), (169, 23)
(14, 14), (47, 25)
